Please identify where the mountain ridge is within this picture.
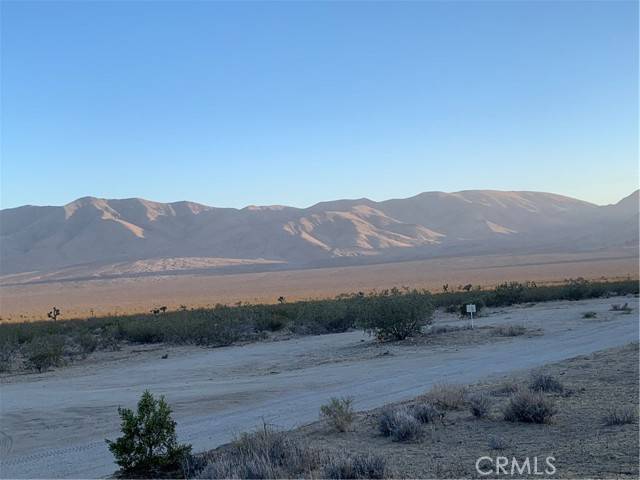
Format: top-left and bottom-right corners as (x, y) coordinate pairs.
(1, 189), (637, 278)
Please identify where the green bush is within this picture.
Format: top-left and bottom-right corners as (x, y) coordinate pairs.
(106, 390), (192, 475)
(358, 289), (433, 341)
(25, 335), (65, 372)
(75, 332), (98, 357)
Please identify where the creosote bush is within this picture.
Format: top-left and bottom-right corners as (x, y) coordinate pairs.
(25, 335), (65, 372)
(357, 288), (434, 341)
(503, 391), (557, 424)
(320, 397), (355, 432)
(106, 390), (192, 476)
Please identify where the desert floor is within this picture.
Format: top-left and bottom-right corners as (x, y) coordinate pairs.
(293, 342), (639, 479)
(0, 296), (637, 478)
(0, 250), (637, 320)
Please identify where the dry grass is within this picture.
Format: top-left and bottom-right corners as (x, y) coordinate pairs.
(528, 373), (564, 393)
(603, 406), (637, 426)
(495, 324), (527, 336)
(468, 393), (492, 418)
(323, 453), (388, 479)
(320, 397), (355, 433)
(424, 383), (467, 410)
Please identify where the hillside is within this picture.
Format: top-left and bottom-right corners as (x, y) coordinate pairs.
(1, 190), (637, 279)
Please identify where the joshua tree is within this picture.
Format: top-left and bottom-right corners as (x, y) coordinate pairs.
(47, 306), (61, 321)
(442, 284), (449, 292)
(277, 296), (286, 304)
(463, 284), (473, 292)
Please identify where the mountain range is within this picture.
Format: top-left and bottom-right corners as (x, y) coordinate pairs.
(1, 190), (638, 280)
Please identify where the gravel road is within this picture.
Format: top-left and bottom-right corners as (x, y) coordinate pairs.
(0, 296), (637, 478)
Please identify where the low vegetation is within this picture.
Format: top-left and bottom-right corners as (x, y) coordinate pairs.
(425, 383), (467, 410)
(323, 453), (388, 479)
(503, 391), (557, 424)
(196, 423), (388, 479)
(0, 278), (636, 374)
(197, 424), (322, 479)
(378, 407), (423, 442)
(320, 397), (355, 432)
(412, 402), (445, 424)
(468, 393), (492, 418)
(495, 324), (527, 336)
(603, 406), (637, 426)
(528, 373), (564, 393)
(116, 344), (637, 478)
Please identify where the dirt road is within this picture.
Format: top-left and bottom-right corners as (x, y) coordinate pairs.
(0, 296), (637, 478)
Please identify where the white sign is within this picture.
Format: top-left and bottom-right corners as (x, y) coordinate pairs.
(466, 304), (476, 313)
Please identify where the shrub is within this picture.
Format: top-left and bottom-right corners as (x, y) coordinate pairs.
(357, 289), (433, 341)
(582, 311), (597, 319)
(488, 436), (509, 450)
(106, 390), (192, 475)
(491, 380), (520, 396)
(25, 335), (66, 372)
(412, 402), (444, 424)
(488, 282), (526, 306)
(603, 406), (637, 426)
(503, 391), (557, 424)
(495, 325), (526, 336)
(0, 341), (16, 373)
(323, 453), (388, 479)
(425, 384), (467, 410)
(529, 373), (564, 393)
(320, 397), (355, 432)
(468, 394), (492, 418)
(76, 332), (98, 357)
(378, 407), (422, 442)
(198, 424), (321, 479)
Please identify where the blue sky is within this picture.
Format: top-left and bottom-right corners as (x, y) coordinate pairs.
(1, 0), (637, 209)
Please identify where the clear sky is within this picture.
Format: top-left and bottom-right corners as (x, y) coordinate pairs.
(1, 0), (637, 209)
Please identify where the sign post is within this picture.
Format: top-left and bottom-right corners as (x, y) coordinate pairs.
(466, 304), (476, 328)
